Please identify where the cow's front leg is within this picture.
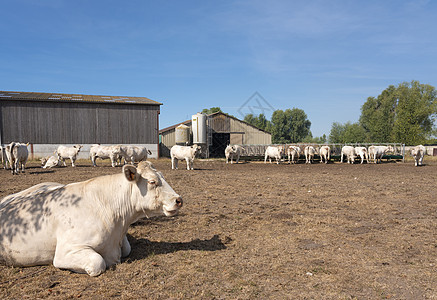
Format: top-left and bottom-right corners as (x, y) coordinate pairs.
(121, 235), (131, 258)
(171, 157), (178, 169)
(71, 157), (76, 167)
(53, 245), (106, 277)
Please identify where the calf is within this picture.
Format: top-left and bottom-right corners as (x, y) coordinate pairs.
(120, 146), (152, 164)
(225, 145), (244, 164)
(287, 146), (301, 164)
(368, 145), (394, 164)
(354, 147), (369, 164)
(341, 146), (356, 164)
(0, 146), (10, 170)
(264, 146), (284, 164)
(319, 145), (330, 164)
(41, 156), (61, 169)
(171, 144), (201, 170)
(6, 142), (29, 174)
(90, 144), (123, 167)
(0, 161), (182, 276)
(304, 146), (317, 164)
(410, 145), (426, 167)
(56, 144), (83, 167)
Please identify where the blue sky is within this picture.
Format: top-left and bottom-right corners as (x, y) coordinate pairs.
(1, 0), (436, 137)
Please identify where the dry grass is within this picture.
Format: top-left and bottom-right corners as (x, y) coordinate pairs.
(1, 158), (437, 299)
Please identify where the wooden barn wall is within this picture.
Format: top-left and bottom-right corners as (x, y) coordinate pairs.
(0, 101), (159, 144)
(228, 117), (271, 144)
(160, 129), (176, 157)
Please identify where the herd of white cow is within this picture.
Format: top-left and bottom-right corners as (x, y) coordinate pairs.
(0, 142), (428, 276)
(0, 143), (153, 174)
(262, 144), (426, 167)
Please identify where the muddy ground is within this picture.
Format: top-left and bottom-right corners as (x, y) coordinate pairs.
(0, 157), (436, 299)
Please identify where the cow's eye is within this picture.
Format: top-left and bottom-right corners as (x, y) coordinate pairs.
(148, 180), (156, 185)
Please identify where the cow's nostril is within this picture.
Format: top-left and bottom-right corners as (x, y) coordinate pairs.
(176, 197), (183, 207)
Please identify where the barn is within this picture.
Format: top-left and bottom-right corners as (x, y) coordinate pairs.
(159, 111), (272, 157)
(0, 91), (162, 159)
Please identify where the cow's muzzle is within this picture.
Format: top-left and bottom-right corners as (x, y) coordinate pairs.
(175, 196), (183, 208)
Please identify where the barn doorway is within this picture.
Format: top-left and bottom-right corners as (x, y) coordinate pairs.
(209, 133), (230, 157)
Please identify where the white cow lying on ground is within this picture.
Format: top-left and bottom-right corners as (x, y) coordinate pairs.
(368, 145), (394, 164)
(411, 145), (426, 167)
(264, 145), (284, 164)
(171, 144), (201, 170)
(0, 162), (183, 276)
(56, 145), (82, 167)
(90, 144), (123, 167)
(120, 146), (152, 164)
(225, 145), (244, 164)
(40, 156), (61, 169)
(341, 146), (356, 164)
(354, 147), (369, 164)
(5, 142), (29, 175)
(287, 146), (301, 164)
(304, 146), (317, 164)
(319, 145), (330, 164)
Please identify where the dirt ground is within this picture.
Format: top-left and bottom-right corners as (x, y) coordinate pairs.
(1, 157), (436, 299)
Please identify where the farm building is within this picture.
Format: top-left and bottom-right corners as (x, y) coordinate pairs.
(0, 91), (161, 159)
(159, 111), (272, 157)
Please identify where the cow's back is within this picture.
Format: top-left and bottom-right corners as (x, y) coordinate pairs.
(0, 182), (65, 265)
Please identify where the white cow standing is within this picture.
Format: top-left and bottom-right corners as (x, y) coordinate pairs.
(264, 146), (284, 164)
(56, 144), (83, 167)
(354, 147), (369, 164)
(225, 145), (244, 164)
(304, 146), (317, 164)
(90, 144), (123, 167)
(368, 145), (394, 164)
(5, 142), (29, 175)
(411, 145), (426, 167)
(287, 146), (301, 164)
(0, 146), (10, 170)
(319, 145), (330, 164)
(120, 145), (152, 164)
(0, 162), (183, 276)
(341, 146), (356, 164)
(171, 144), (201, 170)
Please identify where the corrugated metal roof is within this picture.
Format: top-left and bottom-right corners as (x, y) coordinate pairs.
(0, 91), (162, 105)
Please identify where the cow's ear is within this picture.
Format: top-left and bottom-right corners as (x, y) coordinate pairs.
(123, 165), (138, 182)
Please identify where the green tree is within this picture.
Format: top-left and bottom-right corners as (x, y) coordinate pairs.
(243, 113), (255, 126)
(359, 80), (437, 144)
(329, 122), (367, 143)
(244, 113), (272, 132)
(391, 81), (437, 144)
(201, 107), (222, 115)
(360, 85), (397, 142)
(329, 122), (346, 143)
(270, 108), (311, 143)
(301, 133), (327, 144)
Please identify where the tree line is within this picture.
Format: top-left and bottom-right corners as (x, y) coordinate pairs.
(203, 80), (437, 145)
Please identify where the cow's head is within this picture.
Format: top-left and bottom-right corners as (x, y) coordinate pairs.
(74, 144), (83, 152)
(40, 157), (48, 166)
(113, 145), (123, 155)
(386, 145), (394, 153)
(192, 144), (202, 155)
(123, 161), (183, 217)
